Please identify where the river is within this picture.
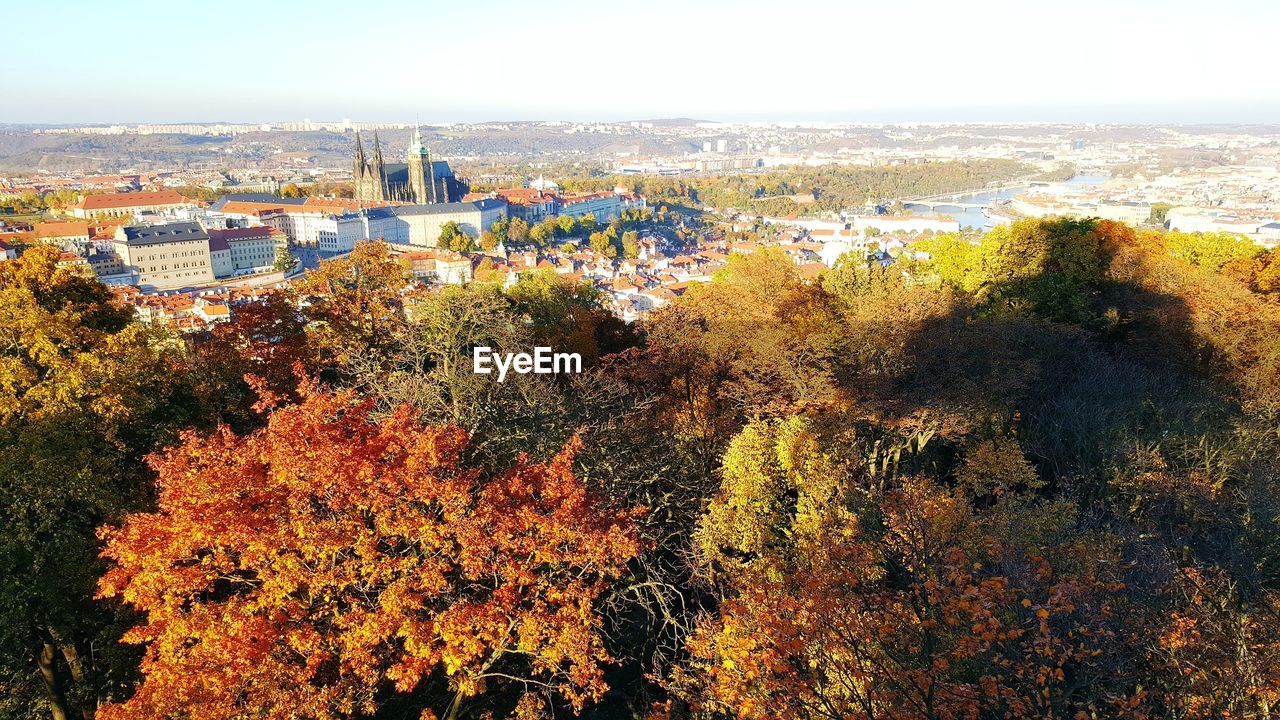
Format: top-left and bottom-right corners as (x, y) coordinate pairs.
(904, 172), (1110, 230)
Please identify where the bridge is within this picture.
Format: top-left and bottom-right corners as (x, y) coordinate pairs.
(904, 199), (989, 210)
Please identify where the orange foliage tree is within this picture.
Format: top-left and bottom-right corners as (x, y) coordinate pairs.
(96, 386), (640, 720)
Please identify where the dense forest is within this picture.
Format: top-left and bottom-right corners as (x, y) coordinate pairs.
(5, 216), (1280, 719)
(558, 159), (1042, 216)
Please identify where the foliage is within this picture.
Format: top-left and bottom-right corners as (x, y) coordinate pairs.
(97, 387), (640, 720)
(439, 221), (476, 253)
(0, 247), (199, 720)
(290, 241), (408, 370)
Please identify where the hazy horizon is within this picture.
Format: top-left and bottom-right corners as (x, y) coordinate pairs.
(7, 0), (1279, 126)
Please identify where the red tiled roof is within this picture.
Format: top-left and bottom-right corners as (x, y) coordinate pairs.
(75, 190), (187, 211)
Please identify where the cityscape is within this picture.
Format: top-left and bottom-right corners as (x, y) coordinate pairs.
(4, 2), (1280, 720)
(5, 120), (1278, 329)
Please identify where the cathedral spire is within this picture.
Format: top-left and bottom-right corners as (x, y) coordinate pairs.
(353, 129), (366, 177)
(372, 130), (386, 197)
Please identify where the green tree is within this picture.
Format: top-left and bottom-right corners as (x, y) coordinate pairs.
(589, 231), (618, 259)
(272, 244), (297, 272)
(557, 214), (577, 237)
(438, 221), (475, 253)
(530, 222), (555, 247)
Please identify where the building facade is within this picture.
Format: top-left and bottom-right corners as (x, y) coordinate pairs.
(208, 226), (283, 273)
(362, 199), (507, 247)
(558, 192), (623, 222)
(112, 222), (215, 289)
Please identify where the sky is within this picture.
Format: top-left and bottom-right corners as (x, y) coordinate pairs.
(4, 0), (1279, 125)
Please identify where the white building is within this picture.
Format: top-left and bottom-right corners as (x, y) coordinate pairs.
(558, 192), (623, 222)
(1166, 207), (1265, 235)
(851, 214), (961, 235)
(363, 199), (507, 248)
(208, 226), (284, 275)
(112, 222), (215, 290)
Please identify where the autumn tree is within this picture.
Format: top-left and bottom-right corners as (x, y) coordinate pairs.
(680, 418), (1145, 720)
(506, 269), (636, 364)
(290, 241), (409, 371)
(188, 291), (314, 430)
(507, 217), (530, 245)
(97, 386), (641, 720)
(439, 221), (475, 253)
(557, 214), (578, 237)
(0, 247), (199, 720)
(621, 230), (640, 259)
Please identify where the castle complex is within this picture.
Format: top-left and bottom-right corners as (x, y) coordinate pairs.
(352, 127), (468, 205)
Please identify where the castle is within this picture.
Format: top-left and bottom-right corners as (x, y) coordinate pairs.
(352, 127), (468, 205)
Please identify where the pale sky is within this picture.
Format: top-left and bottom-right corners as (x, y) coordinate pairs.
(4, 0), (1278, 124)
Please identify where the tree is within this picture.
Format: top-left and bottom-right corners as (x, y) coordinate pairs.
(1149, 202), (1173, 226)
(478, 230), (499, 252)
(507, 217), (529, 245)
(272, 244), (297, 272)
(588, 231), (618, 259)
(97, 386), (641, 720)
(557, 214), (578, 237)
(621, 231), (640, 259)
(0, 247), (199, 720)
(1164, 230), (1260, 272)
(438, 221), (475, 253)
(682, 419), (1142, 720)
(290, 241), (409, 370)
(189, 292), (313, 430)
(279, 183), (303, 199)
(529, 222), (554, 248)
(506, 269), (633, 364)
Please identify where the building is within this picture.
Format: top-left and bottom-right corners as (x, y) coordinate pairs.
(397, 249), (473, 285)
(208, 226), (284, 275)
(209, 195), (370, 251)
(1166, 206), (1264, 235)
(362, 199), (507, 247)
(73, 190), (191, 219)
(485, 188), (559, 223)
(558, 192), (623, 222)
(112, 222), (215, 290)
(353, 128), (468, 205)
(851, 214), (961, 235)
(87, 251), (126, 277)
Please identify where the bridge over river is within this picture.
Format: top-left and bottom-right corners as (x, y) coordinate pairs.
(904, 198), (990, 210)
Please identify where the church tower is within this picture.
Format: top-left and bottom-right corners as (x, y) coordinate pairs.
(353, 129), (367, 196)
(371, 130), (386, 200)
(353, 129), (388, 204)
(407, 126), (434, 204)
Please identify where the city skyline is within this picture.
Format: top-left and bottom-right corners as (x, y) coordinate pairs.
(6, 0), (1280, 125)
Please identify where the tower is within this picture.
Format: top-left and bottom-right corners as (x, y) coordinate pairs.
(407, 126), (432, 204)
(352, 129), (366, 197)
(353, 129), (387, 204)
(371, 130), (386, 199)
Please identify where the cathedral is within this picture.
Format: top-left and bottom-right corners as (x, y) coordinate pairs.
(352, 127), (468, 205)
